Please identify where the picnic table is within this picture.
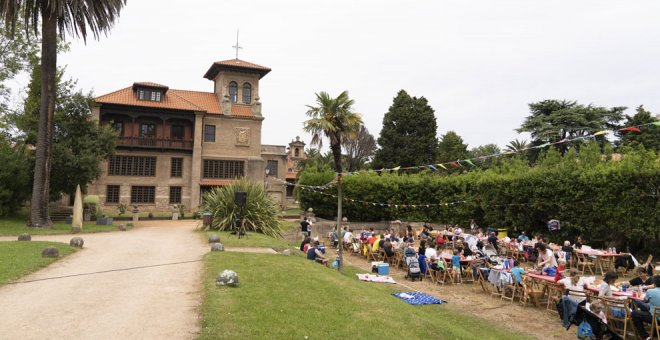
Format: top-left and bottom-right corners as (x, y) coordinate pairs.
(585, 284), (645, 301)
(574, 248), (624, 275)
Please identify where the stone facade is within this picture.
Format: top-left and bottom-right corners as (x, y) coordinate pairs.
(85, 59), (288, 213)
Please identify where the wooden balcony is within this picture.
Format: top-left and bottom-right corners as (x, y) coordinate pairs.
(116, 136), (193, 151)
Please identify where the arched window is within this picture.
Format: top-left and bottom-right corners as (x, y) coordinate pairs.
(294, 148), (300, 157)
(242, 83), (252, 104)
(228, 81), (238, 103)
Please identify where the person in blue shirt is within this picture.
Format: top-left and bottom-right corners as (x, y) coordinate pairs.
(510, 260), (525, 286)
(451, 250), (462, 283)
(632, 275), (660, 340)
(517, 231), (529, 242)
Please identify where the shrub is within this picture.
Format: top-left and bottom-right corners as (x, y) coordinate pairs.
(200, 178), (283, 237)
(117, 203), (128, 216)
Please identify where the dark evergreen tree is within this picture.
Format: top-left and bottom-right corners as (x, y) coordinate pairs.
(436, 131), (468, 163)
(618, 105), (660, 151)
(373, 90), (438, 169)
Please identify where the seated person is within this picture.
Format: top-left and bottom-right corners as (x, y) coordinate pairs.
(631, 275), (660, 340)
(510, 260), (525, 286)
(598, 271), (618, 297)
(428, 245), (445, 272)
(629, 266), (654, 290)
(367, 232), (377, 245)
(574, 236), (583, 249)
(535, 243), (557, 270)
(517, 231), (529, 242)
(588, 300), (607, 324)
(487, 232), (499, 253)
(381, 239), (395, 258)
(306, 241), (328, 266)
(558, 268), (588, 328)
(554, 258), (567, 283)
(343, 228), (354, 245)
(300, 236), (311, 252)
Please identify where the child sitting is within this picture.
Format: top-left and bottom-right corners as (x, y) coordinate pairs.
(554, 258), (567, 283)
(589, 300), (607, 324)
(510, 260), (525, 286)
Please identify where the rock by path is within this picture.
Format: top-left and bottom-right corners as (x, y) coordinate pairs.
(0, 220), (206, 340)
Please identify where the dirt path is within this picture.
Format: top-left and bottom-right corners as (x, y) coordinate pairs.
(0, 220), (206, 340)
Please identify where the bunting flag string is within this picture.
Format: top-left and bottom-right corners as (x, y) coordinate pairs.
(338, 121), (659, 176)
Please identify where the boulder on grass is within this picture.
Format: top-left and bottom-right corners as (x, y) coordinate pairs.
(208, 234), (220, 243)
(118, 224), (126, 231)
(216, 270), (239, 287)
(71, 226), (81, 234)
(69, 237), (84, 248)
(211, 243), (224, 252)
(42, 246), (59, 258)
(282, 249), (292, 256)
(18, 233), (31, 241)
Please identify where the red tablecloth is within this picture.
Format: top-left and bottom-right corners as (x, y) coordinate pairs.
(525, 272), (556, 283)
(586, 285), (645, 300)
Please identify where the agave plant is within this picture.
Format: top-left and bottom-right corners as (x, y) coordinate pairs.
(200, 179), (283, 237)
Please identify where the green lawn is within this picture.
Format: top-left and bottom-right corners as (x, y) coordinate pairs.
(0, 241), (78, 285)
(199, 252), (527, 340)
(202, 231), (294, 251)
(197, 226), (527, 338)
(280, 207), (302, 216)
(0, 217), (117, 236)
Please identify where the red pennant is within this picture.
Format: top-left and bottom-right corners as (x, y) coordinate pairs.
(619, 127), (641, 133)
(450, 162), (462, 168)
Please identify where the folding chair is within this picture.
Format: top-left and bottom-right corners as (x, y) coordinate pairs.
(603, 297), (633, 340)
(441, 258), (455, 285)
(520, 276), (544, 308)
(424, 257), (437, 284)
(475, 268), (490, 294)
(575, 252), (596, 275)
(501, 280), (521, 304)
(546, 283), (565, 314)
(652, 306), (660, 340)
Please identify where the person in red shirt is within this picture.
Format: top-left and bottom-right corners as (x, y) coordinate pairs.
(554, 258), (567, 283)
(367, 233), (377, 245)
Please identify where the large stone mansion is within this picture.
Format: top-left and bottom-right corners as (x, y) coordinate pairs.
(86, 58), (306, 212)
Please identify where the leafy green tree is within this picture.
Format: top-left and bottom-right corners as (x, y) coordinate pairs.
(1, 0), (126, 227)
(517, 99), (625, 155)
(303, 90), (362, 272)
(436, 131), (468, 163)
(618, 105), (660, 151)
(296, 148), (334, 173)
(8, 60), (116, 202)
(468, 143), (500, 168)
(201, 179), (283, 237)
(0, 137), (31, 216)
(342, 124), (376, 172)
(0, 17), (39, 115)
(372, 90), (438, 169)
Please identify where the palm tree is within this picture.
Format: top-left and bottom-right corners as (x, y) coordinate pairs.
(1, 0), (126, 227)
(303, 91), (362, 272)
(504, 138), (529, 153)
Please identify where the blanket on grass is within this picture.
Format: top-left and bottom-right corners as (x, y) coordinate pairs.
(356, 273), (397, 284)
(392, 292), (447, 305)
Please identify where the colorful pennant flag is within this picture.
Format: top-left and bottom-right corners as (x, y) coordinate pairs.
(593, 130), (609, 136)
(436, 164), (448, 170)
(450, 162), (461, 168)
(619, 127), (641, 133)
(464, 159), (476, 167)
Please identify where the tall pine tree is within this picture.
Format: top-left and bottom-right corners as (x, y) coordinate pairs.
(618, 105), (660, 151)
(373, 90), (438, 169)
(436, 131), (469, 163)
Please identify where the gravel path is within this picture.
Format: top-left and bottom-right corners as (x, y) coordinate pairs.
(0, 220), (206, 340)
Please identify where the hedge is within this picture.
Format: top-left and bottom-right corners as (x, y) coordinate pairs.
(298, 144), (659, 255)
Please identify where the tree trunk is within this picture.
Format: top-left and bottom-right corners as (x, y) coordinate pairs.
(331, 141), (344, 273)
(29, 10), (57, 228)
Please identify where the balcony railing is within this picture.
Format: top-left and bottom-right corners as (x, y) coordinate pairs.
(116, 136), (193, 150)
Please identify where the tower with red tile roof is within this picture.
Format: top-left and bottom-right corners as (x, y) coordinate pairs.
(86, 58), (286, 212)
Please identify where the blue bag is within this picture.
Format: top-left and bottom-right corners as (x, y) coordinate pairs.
(577, 320), (594, 339)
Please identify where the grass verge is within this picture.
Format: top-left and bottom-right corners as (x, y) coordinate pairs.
(202, 231), (293, 251)
(0, 241), (78, 285)
(0, 217), (116, 236)
(199, 251), (528, 340)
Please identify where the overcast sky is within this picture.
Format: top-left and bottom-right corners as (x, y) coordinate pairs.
(25, 0), (660, 149)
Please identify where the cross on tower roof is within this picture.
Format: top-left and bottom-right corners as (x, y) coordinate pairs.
(232, 30), (242, 59)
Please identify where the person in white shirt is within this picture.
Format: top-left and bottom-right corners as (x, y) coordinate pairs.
(558, 268), (587, 302)
(343, 228), (354, 245)
(535, 243), (557, 269)
(425, 245), (437, 260)
(599, 271), (617, 297)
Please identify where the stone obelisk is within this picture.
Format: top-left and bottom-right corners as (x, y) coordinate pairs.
(72, 185), (83, 232)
